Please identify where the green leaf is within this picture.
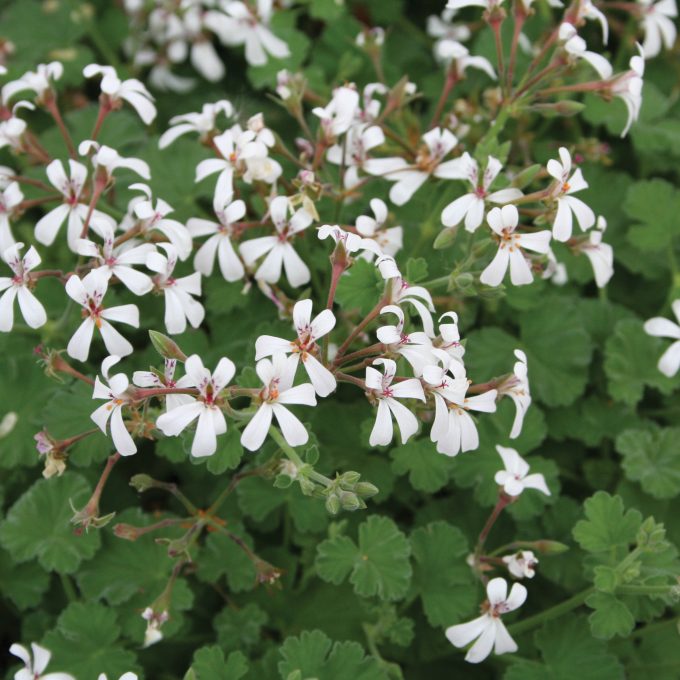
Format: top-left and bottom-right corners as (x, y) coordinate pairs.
(405, 257), (428, 283)
(410, 522), (477, 627)
(504, 616), (624, 679)
(335, 258), (383, 315)
(624, 179), (680, 252)
(572, 492), (642, 555)
(604, 319), (679, 405)
(195, 526), (256, 592)
(616, 426), (680, 499)
(520, 299), (593, 406)
(315, 516), (412, 600)
(0, 546), (50, 609)
(585, 591), (636, 639)
(190, 427), (244, 474)
(389, 438), (454, 493)
(188, 647), (248, 680)
(42, 602), (138, 679)
(0, 473), (101, 573)
(277, 629), (387, 680)
(214, 603), (268, 650)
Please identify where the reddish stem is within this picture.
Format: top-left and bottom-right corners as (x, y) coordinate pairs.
(45, 96), (77, 159)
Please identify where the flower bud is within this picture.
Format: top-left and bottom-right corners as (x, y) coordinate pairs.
(636, 517), (667, 551)
(149, 330), (187, 361)
(325, 493), (341, 516)
(339, 491), (362, 512)
(130, 473), (155, 492)
(254, 557), (283, 585)
(512, 164), (541, 189)
(433, 228), (457, 250)
(113, 523), (141, 541)
(339, 471), (361, 487)
(355, 481), (379, 498)
(532, 540), (569, 554)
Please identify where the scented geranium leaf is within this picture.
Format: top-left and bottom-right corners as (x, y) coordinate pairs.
(195, 525), (256, 592)
(520, 300), (593, 406)
(624, 179), (680, 252)
(405, 257), (428, 282)
(463, 327), (517, 381)
(616, 426), (680, 499)
(504, 616), (624, 680)
(315, 516), (412, 600)
(0, 547), (50, 609)
(215, 603), (268, 650)
(187, 647), (248, 680)
(0, 473), (100, 573)
(389, 438), (454, 493)
(335, 258), (383, 315)
(191, 427), (244, 474)
(586, 592), (636, 639)
(628, 625), (680, 680)
(572, 492), (642, 555)
(42, 602), (138, 679)
(410, 521), (477, 627)
(604, 319), (678, 405)
(76, 509), (177, 604)
(277, 629), (387, 680)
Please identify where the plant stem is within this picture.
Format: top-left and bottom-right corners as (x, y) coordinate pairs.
(45, 96), (77, 159)
(429, 65), (458, 130)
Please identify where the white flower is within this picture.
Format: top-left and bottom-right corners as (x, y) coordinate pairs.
(312, 86), (360, 138)
(76, 225), (155, 296)
(317, 224), (383, 258)
(435, 40), (496, 80)
(427, 9), (471, 61)
(366, 358), (425, 446)
(183, 6), (227, 82)
(65, 270), (139, 361)
(446, 0), (504, 10)
(159, 100), (234, 149)
(79, 141), (150, 181)
(187, 194), (246, 281)
(389, 277), (436, 337)
(141, 607), (169, 648)
(9, 641), (75, 680)
(375, 254), (401, 280)
(639, 0), (677, 58)
(239, 195), (313, 287)
(376, 305), (434, 376)
(480, 205), (552, 287)
(128, 184), (193, 260)
(542, 248), (568, 285)
(424, 361), (497, 456)
(0, 243), (47, 332)
(206, 0), (290, 66)
(98, 674), (138, 680)
(576, 0), (610, 43)
(256, 299), (336, 397)
(503, 550), (538, 579)
(0, 179), (23, 253)
(83, 64), (156, 124)
(156, 354), (236, 457)
(326, 124), (385, 188)
(5, 62), (63, 101)
(579, 216), (613, 288)
(147, 243), (204, 335)
(446, 577), (527, 664)
(133, 358), (194, 413)
(610, 45), (644, 137)
(0, 113), (30, 154)
(546, 147), (595, 241)
(355, 198), (403, 260)
(433, 311), (466, 365)
(364, 127), (466, 206)
(559, 24), (613, 79)
(36, 159), (115, 251)
(644, 299), (680, 377)
(441, 154), (522, 232)
(494, 445), (551, 496)
(241, 353), (317, 451)
(498, 350), (531, 439)
(91, 355), (137, 456)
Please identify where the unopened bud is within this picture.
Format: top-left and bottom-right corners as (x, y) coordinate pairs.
(149, 331), (187, 361)
(529, 101), (586, 118)
(454, 273), (475, 290)
(355, 481), (379, 499)
(130, 473), (155, 492)
(254, 557), (283, 585)
(339, 491), (362, 512)
(636, 517), (667, 551)
(326, 493), (341, 516)
(512, 164), (541, 189)
(339, 471), (361, 487)
(113, 523), (141, 541)
(433, 228), (457, 250)
(298, 476), (316, 496)
(533, 540), (569, 554)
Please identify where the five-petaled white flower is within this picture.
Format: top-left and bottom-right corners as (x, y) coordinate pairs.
(326, 124), (385, 187)
(0, 179), (23, 253)
(98, 674), (138, 680)
(79, 141), (151, 182)
(9, 641), (75, 680)
(156, 354), (236, 457)
(610, 45), (644, 137)
(91, 355), (137, 456)
(494, 445), (551, 496)
(559, 24), (613, 79)
(497, 350), (531, 439)
(83, 64), (157, 124)
(187, 194), (246, 282)
(433, 312), (465, 365)
(147, 243), (205, 335)
(317, 224), (383, 259)
(547, 147), (595, 241)
(355, 198), (403, 260)
(255, 299), (337, 397)
(576, 0), (610, 43)
(65, 269), (140, 361)
(5, 61), (63, 101)
(76, 223), (155, 296)
(480, 205), (552, 287)
(638, 0), (677, 58)
(366, 358), (425, 447)
(578, 216), (613, 288)
(0, 243), (46, 332)
(445, 577), (527, 664)
(159, 100), (234, 149)
(435, 40), (497, 80)
(377, 305), (435, 376)
(241, 352), (317, 451)
(389, 277), (437, 337)
(239, 196), (313, 287)
(644, 299), (680, 377)
(365, 127), (466, 206)
(133, 358), (195, 413)
(441, 154), (522, 232)
(36, 159), (115, 251)
(503, 550), (538, 579)
(312, 86), (360, 138)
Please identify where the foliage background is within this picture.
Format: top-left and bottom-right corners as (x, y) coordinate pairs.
(0, 0), (679, 678)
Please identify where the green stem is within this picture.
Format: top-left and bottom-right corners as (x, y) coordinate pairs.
(60, 573), (78, 602)
(616, 584), (677, 596)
